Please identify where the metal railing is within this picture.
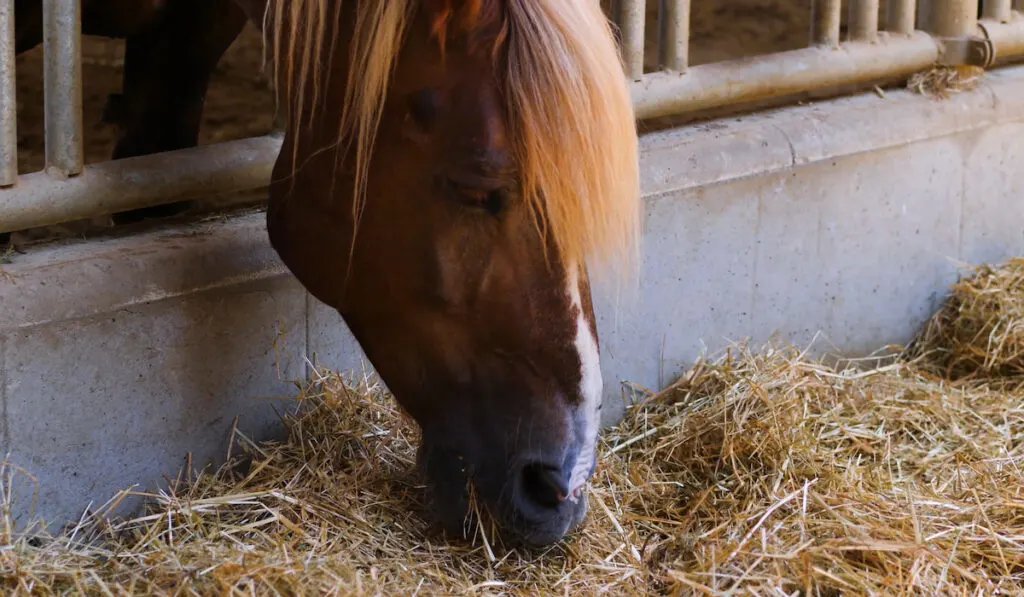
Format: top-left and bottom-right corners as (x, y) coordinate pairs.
(1, 0), (1024, 236)
(626, 0), (1024, 119)
(0, 0), (282, 236)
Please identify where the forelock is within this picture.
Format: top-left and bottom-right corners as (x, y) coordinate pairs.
(427, 0), (508, 57)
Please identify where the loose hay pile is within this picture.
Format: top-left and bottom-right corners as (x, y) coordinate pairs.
(908, 257), (1024, 385)
(906, 65), (984, 99)
(2, 260), (1024, 595)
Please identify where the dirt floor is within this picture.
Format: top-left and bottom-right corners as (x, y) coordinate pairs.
(6, 1), (812, 243)
(13, 25), (275, 175)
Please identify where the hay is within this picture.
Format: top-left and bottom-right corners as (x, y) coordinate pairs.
(2, 260), (1024, 595)
(908, 257), (1024, 385)
(907, 65), (984, 99)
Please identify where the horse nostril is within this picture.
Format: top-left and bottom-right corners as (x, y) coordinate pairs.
(520, 463), (570, 510)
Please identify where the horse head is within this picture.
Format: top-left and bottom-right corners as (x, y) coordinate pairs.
(265, 0), (639, 547)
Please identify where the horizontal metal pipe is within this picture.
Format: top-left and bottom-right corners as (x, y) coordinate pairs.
(632, 33), (941, 120)
(983, 12), (1024, 60)
(811, 0), (843, 46)
(0, 135), (282, 234)
(659, 0), (690, 72)
(887, 0), (917, 34)
(43, 0), (84, 177)
(619, 0), (645, 79)
(982, 0), (1012, 20)
(850, 0), (881, 41)
(0, 0), (16, 187)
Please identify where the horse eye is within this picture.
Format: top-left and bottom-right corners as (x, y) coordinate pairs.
(408, 88), (440, 129)
(442, 177), (508, 217)
(465, 188), (507, 217)
(481, 189), (505, 216)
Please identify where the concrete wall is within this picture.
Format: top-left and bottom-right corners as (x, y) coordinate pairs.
(3, 65), (1024, 530)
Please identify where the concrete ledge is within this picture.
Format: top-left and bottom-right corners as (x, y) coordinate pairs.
(0, 210), (286, 330)
(638, 64), (1016, 195)
(4, 65), (1024, 528)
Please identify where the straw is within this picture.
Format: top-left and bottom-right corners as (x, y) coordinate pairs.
(2, 258), (1023, 595)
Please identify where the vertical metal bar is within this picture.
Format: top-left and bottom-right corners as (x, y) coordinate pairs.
(923, 0), (978, 37)
(850, 0), (881, 41)
(659, 0), (690, 72)
(982, 0), (1012, 20)
(619, 0), (645, 79)
(43, 0), (83, 177)
(0, 0), (16, 187)
(811, 0), (843, 46)
(888, 0), (917, 33)
(917, 0), (932, 33)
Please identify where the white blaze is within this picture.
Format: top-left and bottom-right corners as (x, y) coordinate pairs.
(565, 265), (603, 501)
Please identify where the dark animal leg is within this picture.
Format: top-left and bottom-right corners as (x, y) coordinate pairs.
(108, 0), (247, 225)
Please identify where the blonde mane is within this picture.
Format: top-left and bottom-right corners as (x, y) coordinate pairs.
(264, 0), (641, 278)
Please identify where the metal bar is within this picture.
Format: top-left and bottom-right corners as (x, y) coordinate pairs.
(850, 0), (881, 41)
(916, 0), (931, 34)
(659, 0), (690, 72)
(43, 0), (84, 177)
(0, 0), (16, 187)
(984, 12), (1024, 60)
(0, 135), (281, 234)
(982, 0), (1012, 21)
(632, 33), (941, 120)
(887, 0), (917, 34)
(619, 0), (645, 79)
(811, 0), (843, 46)
(923, 0), (978, 37)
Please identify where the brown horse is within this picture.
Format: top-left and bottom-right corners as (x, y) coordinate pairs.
(258, 0), (640, 547)
(13, 0), (641, 547)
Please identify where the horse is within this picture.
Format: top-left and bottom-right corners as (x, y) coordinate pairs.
(12, 0), (642, 548)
